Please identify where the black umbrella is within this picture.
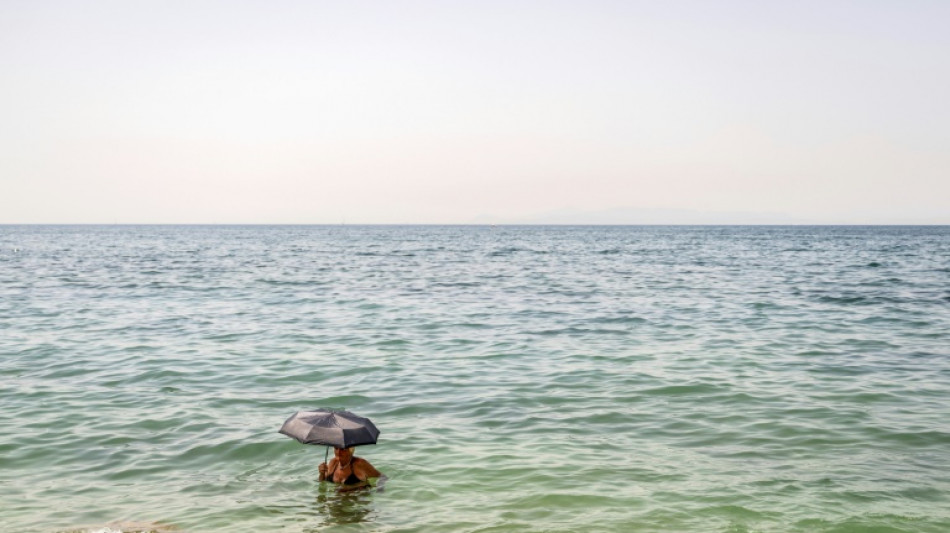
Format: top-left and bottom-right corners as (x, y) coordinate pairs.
(279, 408), (380, 465)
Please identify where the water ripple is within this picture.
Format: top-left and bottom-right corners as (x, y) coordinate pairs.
(0, 225), (948, 532)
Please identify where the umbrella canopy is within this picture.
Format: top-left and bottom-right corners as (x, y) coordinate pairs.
(279, 409), (380, 448)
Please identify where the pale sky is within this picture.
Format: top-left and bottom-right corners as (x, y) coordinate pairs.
(1, 1), (948, 224)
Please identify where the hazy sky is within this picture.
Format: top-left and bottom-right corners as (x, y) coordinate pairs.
(2, 1), (948, 224)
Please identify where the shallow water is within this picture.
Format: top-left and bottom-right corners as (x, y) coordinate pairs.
(1, 225), (949, 532)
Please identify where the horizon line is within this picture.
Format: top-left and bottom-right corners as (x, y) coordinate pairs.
(2, 223), (949, 227)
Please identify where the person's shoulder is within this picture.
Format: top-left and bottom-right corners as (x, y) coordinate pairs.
(353, 457), (381, 476)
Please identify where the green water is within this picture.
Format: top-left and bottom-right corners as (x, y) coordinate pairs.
(1, 225), (948, 532)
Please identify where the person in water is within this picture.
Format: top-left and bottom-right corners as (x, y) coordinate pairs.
(318, 446), (382, 486)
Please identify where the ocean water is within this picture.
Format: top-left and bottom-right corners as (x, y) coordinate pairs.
(1, 225), (949, 533)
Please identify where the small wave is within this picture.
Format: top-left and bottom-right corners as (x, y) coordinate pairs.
(429, 281), (483, 288)
(488, 246), (531, 256)
(812, 294), (912, 306)
(375, 338), (409, 346)
(57, 520), (179, 533)
(453, 323), (492, 329)
(597, 315), (647, 324)
(177, 439), (282, 463)
(640, 383), (725, 396)
(510, 492), (614, 508)
(695, 504), (776, 521)
(793, 513), (942, 533)
(528, 326), (629, 336)
(257, 278), (329, 287)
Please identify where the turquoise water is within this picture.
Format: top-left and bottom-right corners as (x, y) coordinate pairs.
(1, 225), (949, 533)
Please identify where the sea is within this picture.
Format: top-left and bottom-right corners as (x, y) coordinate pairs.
(1, 225), (948, 533)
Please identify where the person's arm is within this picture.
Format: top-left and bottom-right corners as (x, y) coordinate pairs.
(353, 458), (382, 480)
(319, 458), (338, 481)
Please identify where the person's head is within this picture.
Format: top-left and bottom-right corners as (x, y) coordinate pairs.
(334, 447), (354, 462)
